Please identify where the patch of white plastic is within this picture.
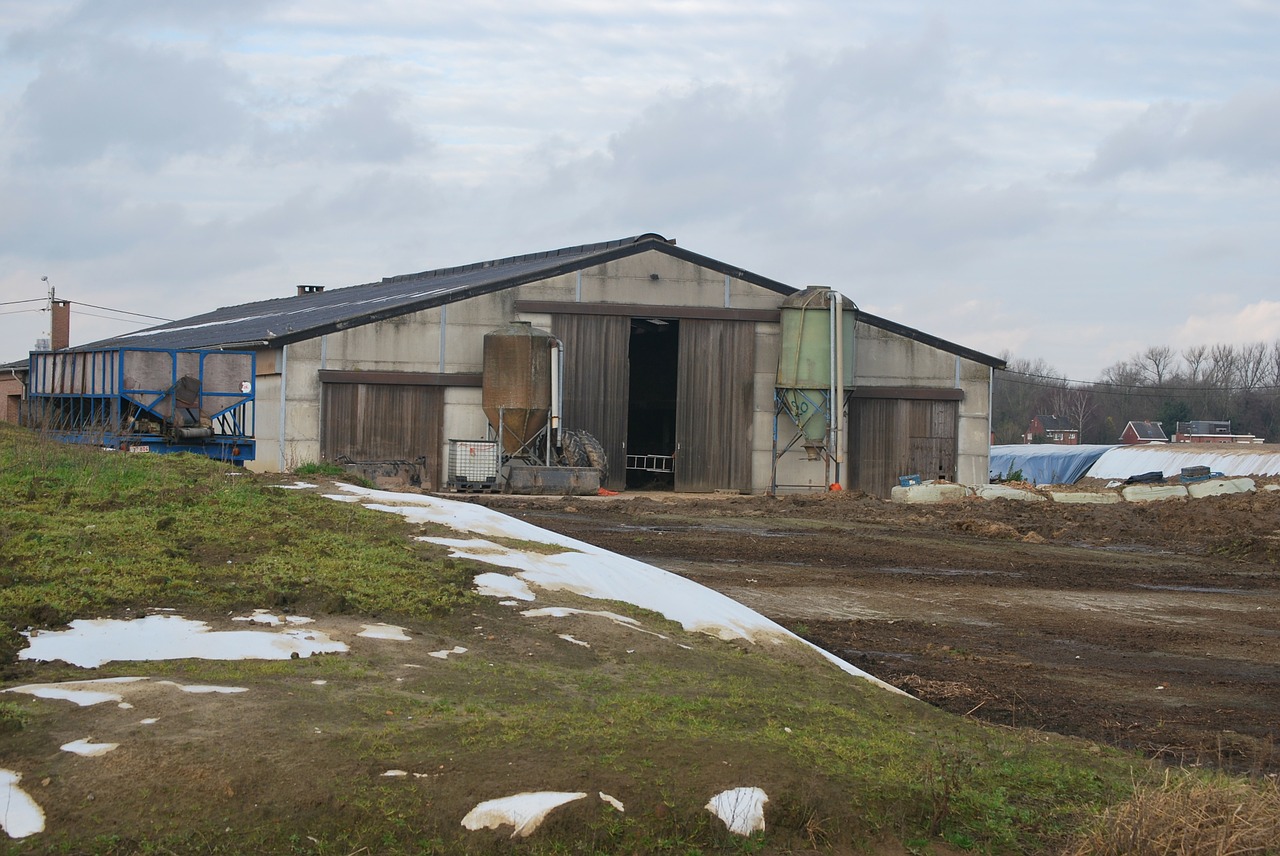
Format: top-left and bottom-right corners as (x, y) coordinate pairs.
(705, 787), (768, 836)
(159, 682), (247, 695)
(599, 792), (624, 812)
(60, 739), (118, 757)
(0, 769), (44, 839)
(558, 634), (590, 648)
(473, 572), (536, 601)
(522, 607), (668, 639)
(382, 770), (408, 777)
(462, 791), (587, 838)
(358, 624), (411, 641)
(271, 482), (316, 490)
(428, 647), (467, 660)
(232, 610), (315, 627)
(18, 615), (348, 667)
(4, 677), (146, 707)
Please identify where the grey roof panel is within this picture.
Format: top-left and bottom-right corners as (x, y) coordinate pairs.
(78, 232), (1006, 369)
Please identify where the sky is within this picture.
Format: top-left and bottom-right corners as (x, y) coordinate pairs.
(1, 0), (1278, 380)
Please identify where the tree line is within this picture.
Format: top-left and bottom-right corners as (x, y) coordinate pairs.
(992, 341), (1280, 445)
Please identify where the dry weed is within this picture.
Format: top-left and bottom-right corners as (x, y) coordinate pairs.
(1067, 769), (1280, 855)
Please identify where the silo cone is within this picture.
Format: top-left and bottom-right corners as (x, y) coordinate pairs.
(482, 322), (553, 455)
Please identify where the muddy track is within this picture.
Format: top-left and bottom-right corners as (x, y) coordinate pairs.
(470, 491), (1280, 774)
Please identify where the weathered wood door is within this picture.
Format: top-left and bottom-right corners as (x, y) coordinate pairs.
(321, 382), (444, 489)
(674, 319), (755, 492)
(551, 314), (630, 490)
(848, 397), (958, 498)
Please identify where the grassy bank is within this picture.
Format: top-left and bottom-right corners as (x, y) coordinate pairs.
(0, 423), (1272, 854)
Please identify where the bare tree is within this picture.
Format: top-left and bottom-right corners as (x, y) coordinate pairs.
(1238, 341), (1269, 391)
(1139, 345), (1177, 385)
(1051, 385), (1097, 436)
(1181, 344), (1209, 384)
(1099, 358), (1145, 388)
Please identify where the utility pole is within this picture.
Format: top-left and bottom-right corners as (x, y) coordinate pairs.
(38, 275), (53, 350)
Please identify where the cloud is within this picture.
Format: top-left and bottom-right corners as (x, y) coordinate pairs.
(1081, 87), (1280, 179)
(14, 41), (254, 168)
(522, 28), (1054, 273)
(277, 88), (429, 164)
(1175, 300), (1280, 346)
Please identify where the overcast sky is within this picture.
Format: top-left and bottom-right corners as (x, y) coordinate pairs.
(2, 0), (1278, 380)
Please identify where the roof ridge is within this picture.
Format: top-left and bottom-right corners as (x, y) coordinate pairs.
(380, 233), (673, 285)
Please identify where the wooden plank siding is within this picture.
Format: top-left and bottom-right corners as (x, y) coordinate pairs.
(848, 397), (959, 498)
(320, 383), (444, 489)
(550, 314), (630, 490)
(675, 319), (756, 492)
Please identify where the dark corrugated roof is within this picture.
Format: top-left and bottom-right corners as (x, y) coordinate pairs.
(1124, 421), (1167, 440)
(78, 232), (1006, 368)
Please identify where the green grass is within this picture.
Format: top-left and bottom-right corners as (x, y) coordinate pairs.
(0, 425), (477, 656)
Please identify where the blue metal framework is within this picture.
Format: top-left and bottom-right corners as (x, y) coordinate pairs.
(25, 347), (256, 464)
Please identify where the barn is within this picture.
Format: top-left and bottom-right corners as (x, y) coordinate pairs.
(66, 234), (1003, 497)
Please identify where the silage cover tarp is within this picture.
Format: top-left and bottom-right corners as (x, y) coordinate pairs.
(1085, 444), (1280, 480)
(989, 444), (1116, 485)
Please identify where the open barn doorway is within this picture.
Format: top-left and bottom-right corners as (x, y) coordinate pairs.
(626, 318), (679, 489)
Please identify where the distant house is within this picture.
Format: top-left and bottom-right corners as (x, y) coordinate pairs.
(1172, 421), (1263, 444)
(1119, 420), (1167, 444)
(1023, 415), (1079, 445)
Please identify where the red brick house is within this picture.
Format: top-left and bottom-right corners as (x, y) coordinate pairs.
(1023, 414), (1079, 445)
(1119, 420), (1167, 444)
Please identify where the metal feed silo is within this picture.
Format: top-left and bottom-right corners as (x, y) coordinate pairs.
(482, 321), (554, 455)
(775, 287), (855, 445)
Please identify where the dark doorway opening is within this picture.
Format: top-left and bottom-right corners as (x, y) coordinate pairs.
(626, 318), (679, 489)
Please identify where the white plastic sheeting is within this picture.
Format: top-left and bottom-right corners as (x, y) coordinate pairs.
(1086, 445), (1280, 480)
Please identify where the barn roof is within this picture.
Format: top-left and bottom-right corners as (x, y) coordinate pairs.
(78, 233), (1006, 368)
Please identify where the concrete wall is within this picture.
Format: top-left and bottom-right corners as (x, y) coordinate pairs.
(259, 250), (993, 492)
(851, 322), (992, 487)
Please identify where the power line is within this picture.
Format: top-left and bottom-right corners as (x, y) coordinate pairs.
(997, 370), (1280, 395)
(62, 299), (172, 322)
(69, 309), (159, 326)
(0, 308), (44, 317)
(0, 298), (47, 307)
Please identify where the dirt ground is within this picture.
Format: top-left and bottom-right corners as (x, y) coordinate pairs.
(472, 487), (1280, 775)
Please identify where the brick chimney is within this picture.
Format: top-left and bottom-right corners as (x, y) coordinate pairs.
(51, 300), (70, 351)
(296, 285), (325, 296)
